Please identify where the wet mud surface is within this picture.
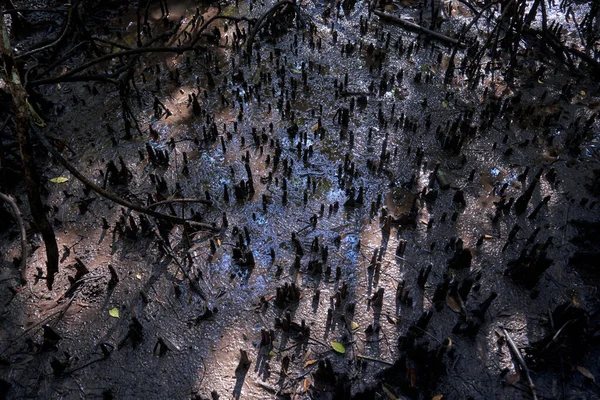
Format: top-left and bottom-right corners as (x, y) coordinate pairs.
(1, 0), (600, 399)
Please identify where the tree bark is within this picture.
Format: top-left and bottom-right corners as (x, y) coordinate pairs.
(1, 7), (59, 289)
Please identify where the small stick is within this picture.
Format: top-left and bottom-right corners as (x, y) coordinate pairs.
(0, 192), (28, 283)
(357, 354), (394, 365)
(503, 328), (538, 400)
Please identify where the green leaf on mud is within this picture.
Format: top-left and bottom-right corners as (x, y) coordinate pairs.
(109, 307), (120, 318)
(350, 320), (359, 330)
(330, 341), (346, 354)
(50, 177), (69, 183)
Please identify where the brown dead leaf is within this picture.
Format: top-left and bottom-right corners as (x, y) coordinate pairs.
(504, 373), (521, 386)
(408, 367), (416, 388)
(576, 366), (595, 382)
(432, 395), (444, 400)
(446, 294), (462, 313)
(302, 377), (311, 391)
(304, 359), (318, 367)
(302, 349), (313, 362)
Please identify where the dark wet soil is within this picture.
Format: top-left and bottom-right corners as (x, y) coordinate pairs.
(1, 0), (600, 399)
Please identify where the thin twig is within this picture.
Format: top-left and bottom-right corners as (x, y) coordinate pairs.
(503, 328), (538, 400)
(356, 354), (394, 365)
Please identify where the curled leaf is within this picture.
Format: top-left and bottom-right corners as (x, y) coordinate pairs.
(330, 341), (346, 354)
(350, 320), (359, 330)
(304, 359), (318, 367)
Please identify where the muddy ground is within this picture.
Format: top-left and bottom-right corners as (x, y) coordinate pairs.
(1, 0), (600, 399)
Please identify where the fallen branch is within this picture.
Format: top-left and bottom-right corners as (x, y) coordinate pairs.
(30, 126), (218, 232)
(503, 328), (538, 400)
(0, 192), (28, 283)
(374, 10), (465, 48)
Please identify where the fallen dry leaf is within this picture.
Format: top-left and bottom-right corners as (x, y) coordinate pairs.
(504, 373), (521, 386)
(446, 294), (462, 313)
(302, 377), (311, 391)
(408, 367), (416, 388)
(576, 366), (595, 382)
(304, 359), (318, 367)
